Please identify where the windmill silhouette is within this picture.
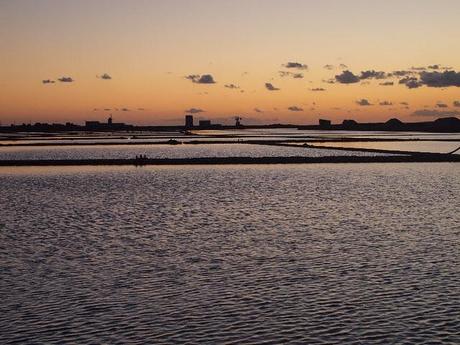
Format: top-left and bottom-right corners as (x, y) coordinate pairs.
(234, 116), (242, 127)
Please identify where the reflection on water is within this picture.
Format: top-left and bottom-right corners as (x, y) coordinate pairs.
(311, 141), (460, 154)
(1, 164), (459, 344)
(3, 129), (459, 146)
(0, 143), (398, 160)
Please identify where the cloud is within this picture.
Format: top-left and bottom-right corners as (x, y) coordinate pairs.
(185, 74), (216, 84)
(453, 101), (460, 107)
(428, 64), (440, 70)
(356, 99), (372, 106)
(400, 102), (409, 106)
(98, 73), (112, 80)
(121, 108), (129, 111)
(412, 109), (460, 117)
(279, 71), (304, 78)
(288, 106), (303, 112)
(436, 102), (448, 108)
(224, 84), (240, 89)
(379, 101), (393, 106)
(58, 77), (74, 83)
(390, 70), (413, 77)
(185, 108), (205, 114)
(335, 70), (360, 84)
(399, 76), (422, 89)
(283, 62), (308, 70)
(379, 81), (394, 86)
(323, 64), (334, 70)
(339, 64), (348, 69)
(419, 70), (460, 87)
(254, 108), (263, 113)
(360, 70), (387, 80)
(42, 79), (55, 84)
(265, 83), (280, 91)
(310, 87), (326, 91)
(411, 66), (427, 71)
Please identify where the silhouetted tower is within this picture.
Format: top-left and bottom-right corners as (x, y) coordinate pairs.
(108, 114), (113, 125)
(234, 116), (242, 128)
(185, 115), (194, 129)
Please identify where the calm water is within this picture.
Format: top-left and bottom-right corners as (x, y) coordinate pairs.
(310, 141), (460, 155)
(0, 143), (398, 161)
(1, 163), (459, 344)
(3, 130), (459, 146)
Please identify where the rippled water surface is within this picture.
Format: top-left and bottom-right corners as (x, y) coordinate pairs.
(0, 143), (397, 160)
(1, 164), (459, 344)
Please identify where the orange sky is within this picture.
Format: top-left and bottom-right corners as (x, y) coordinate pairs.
(1, 0), (460, 125)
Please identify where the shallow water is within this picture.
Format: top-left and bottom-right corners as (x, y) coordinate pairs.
(3, 130), (459, 146)
(1, 164), (459, 344)
(0, 143), (398, 161)
(310, 141), (460, 154)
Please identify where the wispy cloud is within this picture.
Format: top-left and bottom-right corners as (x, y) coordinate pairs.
(360, 70), (387, 80)
(412, 109), (460, 117)
(185, 74), (216, 84)
(288, 106), (303, 112)
(185, 108), (205, 114)
(279, 71), (304, 79)
(224, 84), (240, 89)
(265, 83), (280, 91)
(356, 99), (372, 106)
(399, 76), (422, 89)
(283, 62), (308, 70)
(310, 87), (326, 91)
(42, 79), (55, 84)
(58, 77), (74, 83)
(379, 101), (392, 106)
(98, 73), (112, 80)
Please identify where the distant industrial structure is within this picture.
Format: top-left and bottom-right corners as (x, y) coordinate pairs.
(85, 115), (132, 130)
(2, 115), (459, 133)
(183, 115), (223, 129)
(185, 115), (194, 129)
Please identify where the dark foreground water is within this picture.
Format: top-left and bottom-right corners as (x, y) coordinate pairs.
(1, 164), (459, 344)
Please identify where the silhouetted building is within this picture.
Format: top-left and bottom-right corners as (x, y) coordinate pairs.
(185, 115), (194, 129)
(199, 120), (212, 128)
(342, 119), (358, 129)
(319, 119), (331, 129)
(85, 121), (100, 128)
(85, 118), (132, 130)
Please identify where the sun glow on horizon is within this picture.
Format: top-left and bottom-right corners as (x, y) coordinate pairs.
(1, 0), (460, 125)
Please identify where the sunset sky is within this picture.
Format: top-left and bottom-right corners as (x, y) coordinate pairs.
(1, 0), (460, 125)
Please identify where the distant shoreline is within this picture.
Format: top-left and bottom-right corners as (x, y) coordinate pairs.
(1, 116), (460, 133)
